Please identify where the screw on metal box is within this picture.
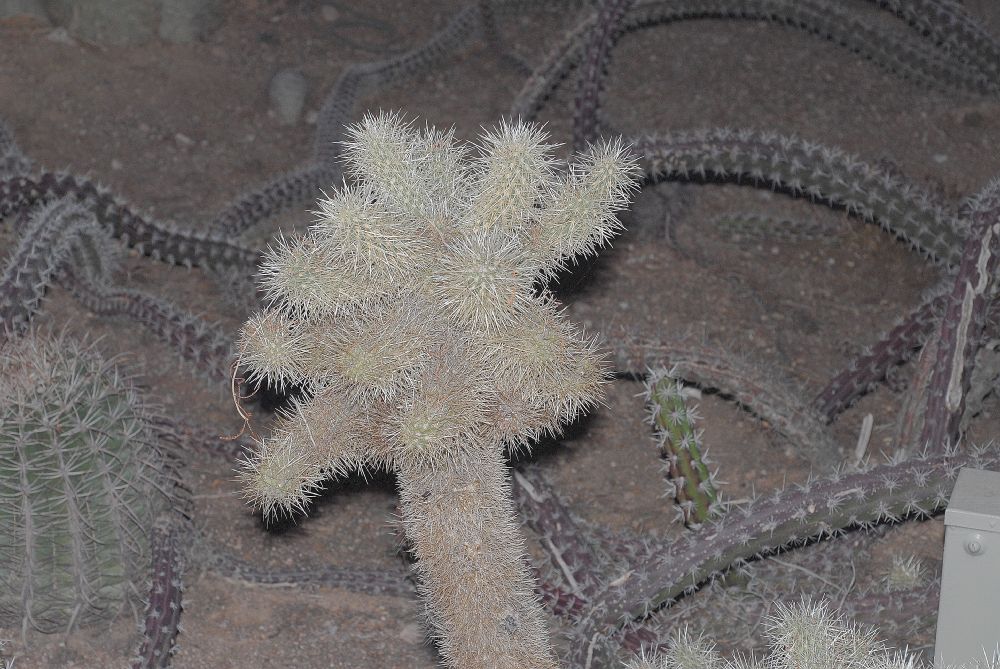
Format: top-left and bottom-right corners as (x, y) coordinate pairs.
(935, 467), (1000, 668)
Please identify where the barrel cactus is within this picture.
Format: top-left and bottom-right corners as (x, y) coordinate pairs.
(0, 329), (179, 635)
(235, 112), (638, 668)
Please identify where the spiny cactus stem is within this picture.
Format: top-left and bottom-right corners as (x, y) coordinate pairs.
(513, 0), (995, 121)
(918, 180), (1000, 453)
(130, 516), (187, 669)
(566, 443), (1000, 661)
(61, 264), (234, 381)
(209, 164), (337, 237)
(513, 465), (606, 598)
(633, 129), (964, 265)
(878, 0), (1000, 84)
(602, 325), (840, 467)
(813, 283), (947, 422)
(0, 173), (261, 271)
(573, 0), (636, 152)
(310, 3), (484, 169)
(646, 370), (718, 526)
(0, 199), (104, 338)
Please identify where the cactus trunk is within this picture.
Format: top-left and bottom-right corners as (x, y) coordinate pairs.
(397, 445), (557, 669)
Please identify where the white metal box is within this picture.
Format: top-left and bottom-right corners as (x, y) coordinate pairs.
(935, 467), (1000, 668)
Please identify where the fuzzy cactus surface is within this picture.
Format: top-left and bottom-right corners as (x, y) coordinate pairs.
(0, 329), (177, 635)
(236, 111), (638, 668)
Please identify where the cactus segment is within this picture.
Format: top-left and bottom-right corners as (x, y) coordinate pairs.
(644, 368), (720, 527)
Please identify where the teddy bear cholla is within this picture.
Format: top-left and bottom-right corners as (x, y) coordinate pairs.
(234, 111), (637, 669)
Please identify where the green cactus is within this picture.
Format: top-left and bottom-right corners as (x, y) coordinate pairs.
(644, 367), (720, 527)
(0, 329), (178, 636)
(235, 111), (638, 668)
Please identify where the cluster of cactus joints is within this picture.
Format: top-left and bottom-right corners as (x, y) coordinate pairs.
(0, 329), (180, 636)
(235, 111), (638, 668)
(644, 367), (720, 527)
(627, 599), (922, 669)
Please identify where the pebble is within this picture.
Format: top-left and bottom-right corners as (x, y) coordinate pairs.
(174, 132), (194, 147)
(45, 27), (76, 44)
(110, 158), (123, 170)
(159, 0), (224, 43)
(398, 623), (422, 644)
(44, 0), (157, 45)
(268, 67), (308, 126)
(320, 4), (339, 22)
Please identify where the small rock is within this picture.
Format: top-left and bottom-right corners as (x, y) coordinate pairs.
(304, 109), (318, 125)
(42, 0), (158, 45)
(110, 158), (123, 170)
(45, 26), (75, 44)
(398, 623), (423, 645)
(159, 0), (223, 44)
(174, 132), (194, 147)
(268, 67), (308, 127)
(959, 108), (985, 127)
(320, 4), (338, 22)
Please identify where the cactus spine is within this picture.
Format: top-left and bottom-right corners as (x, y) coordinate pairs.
(236, 111), (638, 668)
(0, 330), (178, 635)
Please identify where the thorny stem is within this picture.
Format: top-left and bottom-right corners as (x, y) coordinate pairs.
(565, 443), (1000, 666)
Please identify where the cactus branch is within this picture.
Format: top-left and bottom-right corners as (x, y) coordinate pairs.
(513, 0), (996, 122)
(633, 128), (964, 264)
(565, 442), (1000, 665)
(916, 179), (1000, 452)
(0, 199), (113, 338)
(130, 516), (189, 669)
(0, 172), (260, 271)
(813, 283), (948, 422)
(603, 325), (841, 467)
(573, 0), (636, 152)
(644, 369), (720, 527)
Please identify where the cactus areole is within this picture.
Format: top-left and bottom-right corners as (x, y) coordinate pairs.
(235, 112), (638, 668)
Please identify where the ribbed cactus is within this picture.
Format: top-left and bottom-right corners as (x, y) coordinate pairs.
(644, 367), (720, 527)
(235, 111), (638, 668)
(0, 330), (177, 635)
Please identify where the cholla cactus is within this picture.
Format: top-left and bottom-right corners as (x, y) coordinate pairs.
(235, 112), (638, 668)
(626, 600), (918, 669)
